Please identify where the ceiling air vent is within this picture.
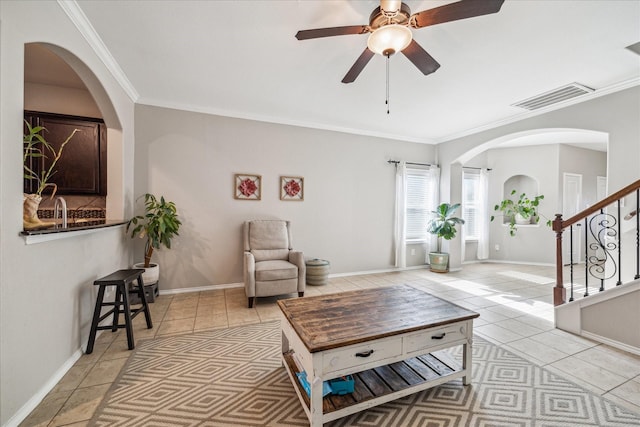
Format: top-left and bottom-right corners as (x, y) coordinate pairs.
(512, 83), (594, 111)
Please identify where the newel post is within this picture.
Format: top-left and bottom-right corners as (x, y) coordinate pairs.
(552, 214), (566, 306)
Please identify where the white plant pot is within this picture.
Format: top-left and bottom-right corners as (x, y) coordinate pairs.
(133, 262), (159, 285)
(515, 214), (531, 225)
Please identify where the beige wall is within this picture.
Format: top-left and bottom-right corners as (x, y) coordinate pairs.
(24, 82), (102, 118)
(134, 105), (435, 289)
(583, 289), (640, 349)
(0, 2), (136, 424)
(486, 145), (560, 264)
(437, 86), (640, 270)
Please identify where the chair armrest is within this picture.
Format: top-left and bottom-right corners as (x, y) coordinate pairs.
(244, 251), (256, 297)
(289, 251), (306, 292)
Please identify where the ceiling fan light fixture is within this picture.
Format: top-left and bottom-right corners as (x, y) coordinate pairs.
(367, 24), (412, 56)
(380, 0), (402, 14)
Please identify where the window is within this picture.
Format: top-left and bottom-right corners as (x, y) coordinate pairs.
(406, 168), (438, 241)
(463, 171), (481, 240)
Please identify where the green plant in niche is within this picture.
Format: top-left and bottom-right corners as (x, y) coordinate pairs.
(23, 120), (78, 197)
(427, 203), (465, 246)
(491, 190), (550, 236)
(127, 193), (182, 268)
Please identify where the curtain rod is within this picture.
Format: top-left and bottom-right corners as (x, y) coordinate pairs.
(463, 166), (492, 171)
(387, 160), (434, 167)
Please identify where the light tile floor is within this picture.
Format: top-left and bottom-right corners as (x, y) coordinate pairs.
(20, 263), (640, 426)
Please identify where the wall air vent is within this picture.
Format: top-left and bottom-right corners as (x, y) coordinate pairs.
(512, 83), (594, 111)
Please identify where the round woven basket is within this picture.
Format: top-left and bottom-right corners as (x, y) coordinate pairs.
(306, 258), (330, 286)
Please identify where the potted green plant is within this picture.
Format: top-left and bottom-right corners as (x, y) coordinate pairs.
(126, 193), (182, 285)
(23, 120), (78, 229)
(427, 203), (465, 273)
(491, 190), (549, 236)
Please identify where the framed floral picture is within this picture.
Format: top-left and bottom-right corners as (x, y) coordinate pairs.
(280, 176), (304, 201)
(234, 174), (261, 200)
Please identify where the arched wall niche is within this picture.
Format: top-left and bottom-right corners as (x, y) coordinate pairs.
(503, 175), (539, 200)
(501, 174), (540, 224)
(24, 42), (124, 219)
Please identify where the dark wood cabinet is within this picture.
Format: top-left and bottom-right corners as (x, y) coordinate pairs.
(24, 112), (107, 196)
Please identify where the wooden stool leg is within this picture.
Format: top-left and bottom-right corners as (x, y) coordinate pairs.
(119, 283), (135, 350)
(86, 285), (106, 354)
(137, 276), (153, 329)
(112, 287), (122, 332)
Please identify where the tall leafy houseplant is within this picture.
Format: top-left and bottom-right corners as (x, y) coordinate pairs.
(491, 190), (549, 236)
(127, 193), (182, 268)
(426, 203), (465, 272)
(23, 120), (78, 229)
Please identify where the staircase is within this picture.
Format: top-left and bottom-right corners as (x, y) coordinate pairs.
(553, 179), (640, 356)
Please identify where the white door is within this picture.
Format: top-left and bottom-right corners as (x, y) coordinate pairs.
(563, 173), (583, 264)
(597, 176), (607, 201)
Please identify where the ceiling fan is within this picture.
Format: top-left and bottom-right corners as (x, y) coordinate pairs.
(296, 0), (505, 83)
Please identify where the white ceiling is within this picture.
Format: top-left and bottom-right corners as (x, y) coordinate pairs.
(51, 1), (640, 145)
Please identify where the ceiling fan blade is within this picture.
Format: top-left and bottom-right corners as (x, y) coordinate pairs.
(402, 40), (441, 75)
(342, 48), (375, 84)
(295, 25), (369, 40)
(411, 0), (505, 29)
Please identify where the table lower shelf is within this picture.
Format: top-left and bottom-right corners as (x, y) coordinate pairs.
(283, 349), (463, 416)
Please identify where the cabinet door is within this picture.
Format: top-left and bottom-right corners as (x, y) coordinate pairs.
(25, 113), (106, 195)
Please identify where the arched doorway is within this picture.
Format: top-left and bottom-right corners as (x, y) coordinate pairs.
(23, 42), (124, 220)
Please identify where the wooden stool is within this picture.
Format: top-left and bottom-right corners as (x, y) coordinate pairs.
(86, 269), (153, 354)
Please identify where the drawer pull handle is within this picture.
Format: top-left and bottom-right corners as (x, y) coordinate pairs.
(355, 350), (374, 358)
(432, 333), (446, 340)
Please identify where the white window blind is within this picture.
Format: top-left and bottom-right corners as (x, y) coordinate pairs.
(463, 171), (481, 240)
(406, 168), (438, 241)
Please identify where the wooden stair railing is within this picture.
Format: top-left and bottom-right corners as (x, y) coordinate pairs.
(553, 179), (640, 306)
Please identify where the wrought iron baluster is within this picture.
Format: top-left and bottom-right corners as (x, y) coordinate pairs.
(584, 217), (589, 297)
(617, 200), (622, 286)
(636, 189), (639, 280)
(569, 224), (574, 302)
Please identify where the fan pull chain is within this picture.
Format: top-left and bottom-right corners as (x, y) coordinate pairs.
(386, 53), (390, 115)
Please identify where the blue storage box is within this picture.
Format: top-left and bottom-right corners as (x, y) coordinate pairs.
(295, 371), (332, 397)
(328, 375), (355, 395)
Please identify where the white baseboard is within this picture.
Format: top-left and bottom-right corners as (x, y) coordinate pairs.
(483, 259), (555, 267)
(581, 331), (640, 356)
(329, 265), (429, 278)
(5, 349), (83, 427)
(159, 281), (243, 296)
(159, 267), (433, 296)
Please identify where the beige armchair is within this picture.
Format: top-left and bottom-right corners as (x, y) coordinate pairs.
(243, 220), (305, 308)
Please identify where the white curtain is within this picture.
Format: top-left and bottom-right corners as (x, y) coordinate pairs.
(425, 165), (440, 255)
(477, 168), (490, 260)
(394, 161), (407, 268)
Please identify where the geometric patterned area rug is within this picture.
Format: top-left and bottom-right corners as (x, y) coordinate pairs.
(91, 321), (640, 427)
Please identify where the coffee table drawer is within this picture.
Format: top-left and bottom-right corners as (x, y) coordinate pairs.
(405, 324), (467, 354)
(323, 337), (403, 374)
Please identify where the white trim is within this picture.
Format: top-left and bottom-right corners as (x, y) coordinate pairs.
(23, 224), (126, 245)
(138, 78), (639, 146)
(138, 97), (432, 144)
(433, 77), (640, 144)
(329, 265), (428, 278)
(159, 267), (434, 295)
(57, 0), (139, 102)
(483, 259), (555, 267)
(4, 349), (83, 427)
(582, 331), (640, 357)
(159, 282), (243, 295)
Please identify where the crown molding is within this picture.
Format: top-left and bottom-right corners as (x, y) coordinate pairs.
(137, 96), (436, 145)
(57, 0), (139, 102)
(433, 77), (640, 144)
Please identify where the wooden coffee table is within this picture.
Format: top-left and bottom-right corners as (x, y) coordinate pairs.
(277, 284), (479, 426)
